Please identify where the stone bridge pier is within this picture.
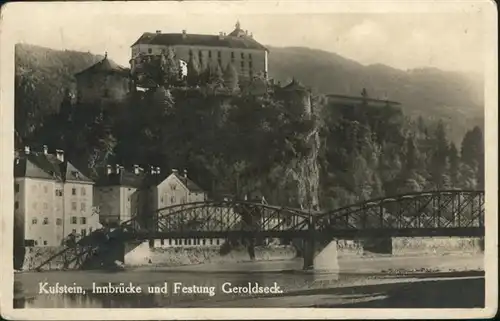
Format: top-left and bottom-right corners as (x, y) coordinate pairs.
(301, 216), (340, 272)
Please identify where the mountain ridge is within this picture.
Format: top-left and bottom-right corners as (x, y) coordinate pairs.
(15, 43), (483, 143)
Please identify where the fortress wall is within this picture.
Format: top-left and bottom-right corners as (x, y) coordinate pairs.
(124, 242), (297, 267)
(392, 237), (484, 256)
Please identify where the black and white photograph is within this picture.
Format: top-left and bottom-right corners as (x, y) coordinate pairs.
(0, 0), (497, 319)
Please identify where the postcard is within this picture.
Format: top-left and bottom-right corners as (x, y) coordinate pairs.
(0, 0), (497, 319)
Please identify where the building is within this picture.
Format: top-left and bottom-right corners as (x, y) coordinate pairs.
(130, 21), (268, 84)
(94, 166), (207, 227)
(327, 91), (401, 108)
(75, 53), (130, 104)
(93, 164), (145, 227)
(149, 168), (207, 211)
(14, 146), (101, 247)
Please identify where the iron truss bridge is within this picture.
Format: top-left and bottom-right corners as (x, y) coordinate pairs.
(119, 190), (485, 240)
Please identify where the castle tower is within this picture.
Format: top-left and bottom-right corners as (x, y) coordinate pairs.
(74, 53), (130, 104)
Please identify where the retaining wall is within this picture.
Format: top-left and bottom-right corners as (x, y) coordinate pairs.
(392, 237), (484, 256)
(20, 246), (76, 271)
(124, 242), (297, 267)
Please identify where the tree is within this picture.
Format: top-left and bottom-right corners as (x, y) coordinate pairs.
(429, 120), (449, 189)
(460, 126), (484, 189)
(223, 63), (239, 92)
(448, 142), (460, 188)
(186, 53), (200, 87)
(160, 47), (180, 87)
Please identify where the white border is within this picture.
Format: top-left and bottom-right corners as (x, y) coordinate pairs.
(0, 1), (497, 319)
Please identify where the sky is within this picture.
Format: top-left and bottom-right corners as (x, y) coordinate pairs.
(4, 1), (487, 74)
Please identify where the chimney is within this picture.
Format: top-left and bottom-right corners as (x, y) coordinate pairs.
(172, 169), (178, 175)
(156, 167), (161, 175)
(120, 165), (125, 173)
(133, 164), (140, 175)
(183, 169), (188, 179)
(43, 145), (48, 155)
(24, 146), (30, 155)
(218, 32), (224, 40)
(106, 165), (112, 175)
(156, 30), (161, 34)
(55, 149), (64, 162)
(115, 164), (120, 174)
(182, 30), (187, 38)
(150, 166), (156, 175)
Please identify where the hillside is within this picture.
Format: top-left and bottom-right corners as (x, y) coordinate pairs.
(15, 44), (484, 144)
(15, 43), (104, 140)
(267, 46), (484, 142)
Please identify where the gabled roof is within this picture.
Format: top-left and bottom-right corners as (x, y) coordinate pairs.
(14, 152), (93, 183)
(281, 78), (308, 92)
(95, 168), (146, 189)
(131, 32), (267, 51)
(171, 172), (205, 193)
(75, 55), (130, 77)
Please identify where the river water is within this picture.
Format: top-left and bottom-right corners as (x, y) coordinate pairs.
(14, 255), (484, 308)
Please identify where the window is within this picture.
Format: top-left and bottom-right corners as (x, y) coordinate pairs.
(231, 52), (234, 59)
(240, 61), (244, 68)
(34, 240), (38, 246)
(43, 241), (48, 246)
(81, 203), (86, 211)
(174, 239), (178, 245)
(55, 189), (63, 196)
(181, 197), (186, 204)
(71, 202), (77, 210)
(208, 51), (212, 58)
(71, 216), (77, 224)
(14, 201), (19, 210)
(249, 61), (253, 69)
(189, 49), (192, 57)
(209, 239), (213, 245)
(217, 51), (221, 58)
(43, 203), (48, 210)
(184, 239), (188, 245)
(148, 48), (152, 54)
(160, 197), (164, 203)
(56, 218), (62, 225)
(198, 50), (202, 58)
(160, 239), (164, 245)
(81, 188), (86, 196)
(249, 53), (252, 60)
(15, 183), (19, 193)
(80, 217), (87, 224)
(169, 239), (172, 245)
(72, 229), (77, 234)
(170, 196), (175, 204)
(43, 186), (48, 194)
(202, 239), (206, 245)
(81, 229), (87, 237)
(43, 217), (49, 225)
(32, 218), (37, 225)
(241, 52), (244, 59)
(72, 188), (76, 195)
